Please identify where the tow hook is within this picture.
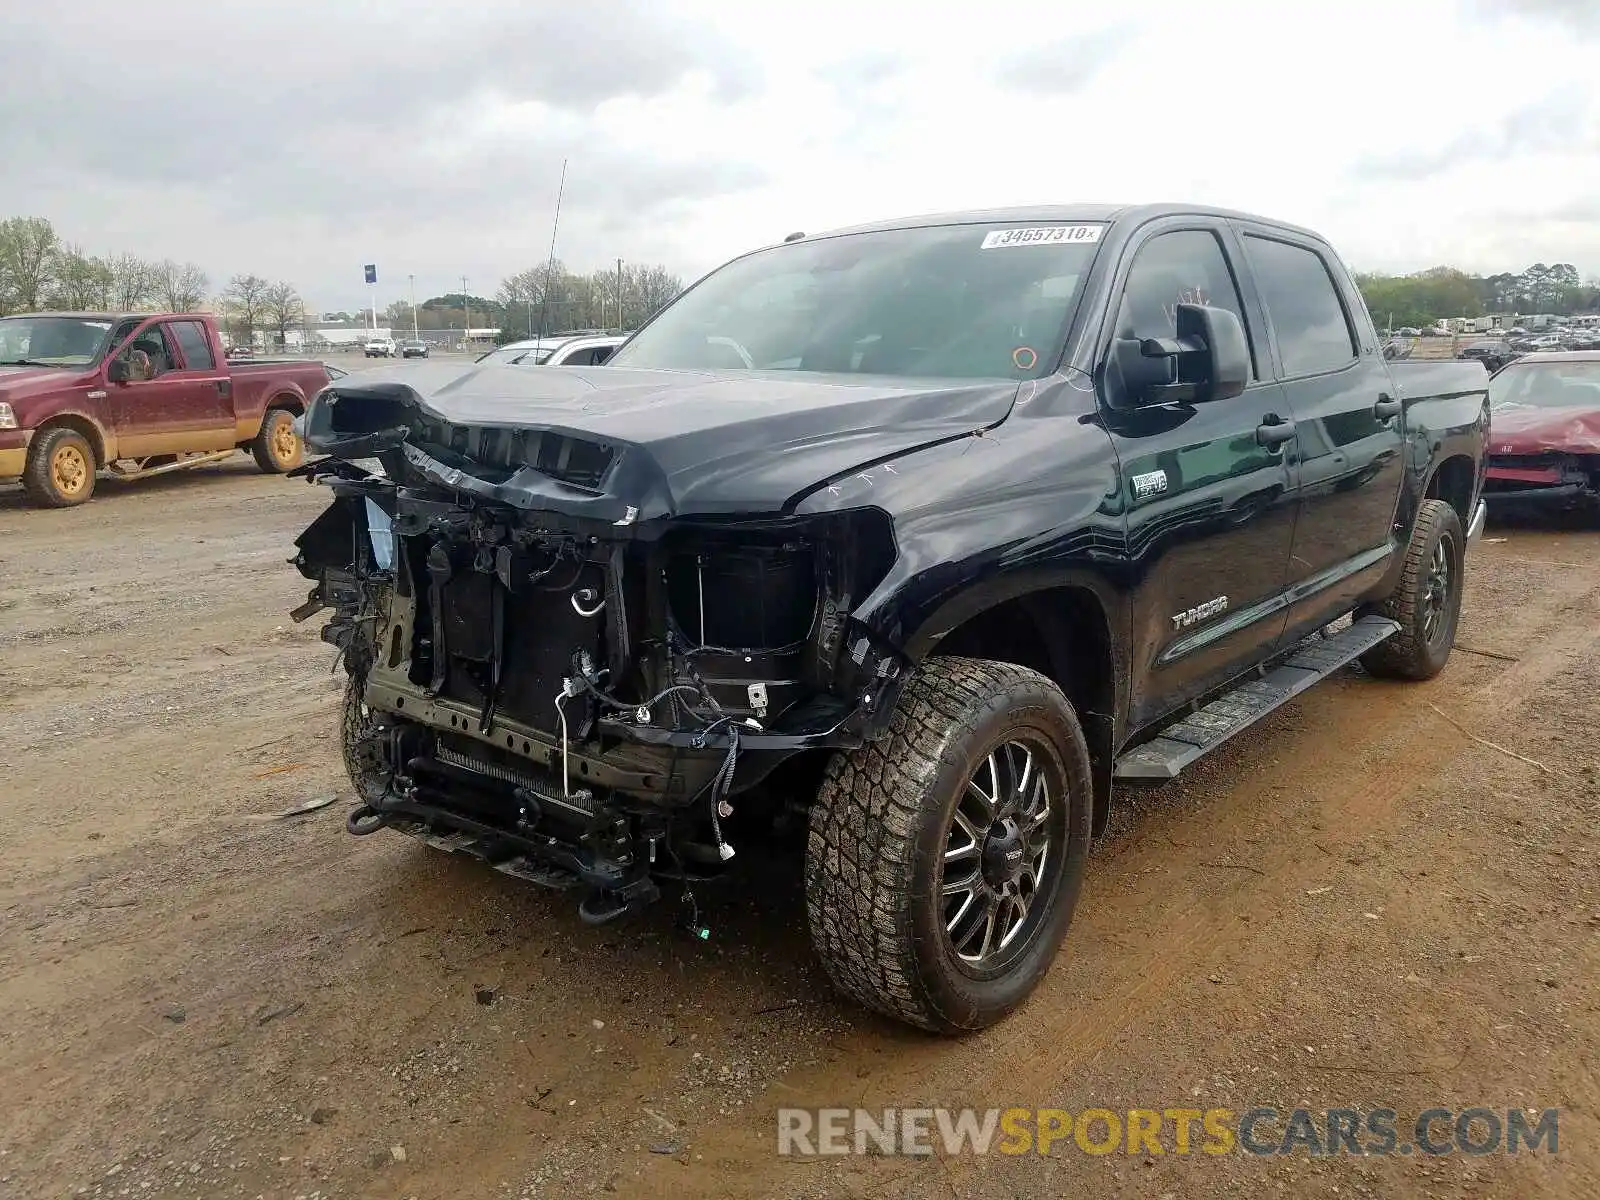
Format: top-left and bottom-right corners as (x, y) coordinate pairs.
(347, 805), (389, 835)
(577, 877), (662, 926)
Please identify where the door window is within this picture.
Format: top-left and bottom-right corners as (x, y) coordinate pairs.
(113, 322), (177, 380)
(1242, 236), (1357, 378)
(1115, 229), (1255, 379)
(171, 320), (216, 370)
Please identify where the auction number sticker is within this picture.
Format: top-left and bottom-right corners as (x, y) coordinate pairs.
(980, 224), (1104, 249)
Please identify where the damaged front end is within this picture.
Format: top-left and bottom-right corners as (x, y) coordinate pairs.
(1483, 451), (1600, 510)
(288, 384), (905, 924)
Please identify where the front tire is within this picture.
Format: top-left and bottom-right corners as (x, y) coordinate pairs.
(805, 656), (1092, 1033)
(1359, 498), (1464, 680)
(251, 407), (302, 473)
(23, 427), (97, 507)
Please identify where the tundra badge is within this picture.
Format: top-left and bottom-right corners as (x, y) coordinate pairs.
(1131, 469), (1169, 499)
(1172, 595), (1229, 630)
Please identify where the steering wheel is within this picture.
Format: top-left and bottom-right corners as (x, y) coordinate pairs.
(706, 335), (754, 368)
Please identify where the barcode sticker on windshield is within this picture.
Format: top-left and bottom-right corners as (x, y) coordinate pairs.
(981, 225), (1104, 249)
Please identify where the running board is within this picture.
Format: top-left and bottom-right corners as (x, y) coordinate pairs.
(108, 449), (238, 480)
(1113, 615), (1401, 783)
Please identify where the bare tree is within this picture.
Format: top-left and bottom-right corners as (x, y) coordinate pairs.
(108, 253), (158, 310)
(49, 244), (114, 309)
(223, 273), (270, 341)
(630, 264), (683, 324)
(264, 280), (304, 344)
(0, 216), (61, 312)
(155, 259), (209, 312)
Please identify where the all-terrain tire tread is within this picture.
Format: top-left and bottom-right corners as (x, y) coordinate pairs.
(804, 655), (1078, 1032)
(1360, 498), (1462, 680)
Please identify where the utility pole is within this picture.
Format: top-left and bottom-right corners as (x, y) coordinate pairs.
(616, 258), (624, 330)
(409, 273), (418, 338)
(461, 275), (469, 351)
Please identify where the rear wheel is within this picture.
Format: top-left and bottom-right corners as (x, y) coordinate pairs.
(805, 656), (1092, 1033)
(251, 407), (302, 473)
(1359, 498), (1464, 680)
(23, 427), (97, 507)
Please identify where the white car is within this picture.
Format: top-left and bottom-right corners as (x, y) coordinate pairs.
(474, 333), (628, 367)
(364, 337), (397, 358)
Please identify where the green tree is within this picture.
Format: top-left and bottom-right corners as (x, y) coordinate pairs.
(49, 244), (115, 309)
(0, 216), (60, 313)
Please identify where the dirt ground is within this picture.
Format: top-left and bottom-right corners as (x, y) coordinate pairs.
(1, 447), (1596, 1199)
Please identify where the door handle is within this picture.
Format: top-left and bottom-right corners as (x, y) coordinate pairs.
(1256, 416), (1296, 448)
(216, 380), (233, 399)
(1374, 394), (1401, 420)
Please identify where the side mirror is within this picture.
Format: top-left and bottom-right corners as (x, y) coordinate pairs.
(107, 358), (130, 383)
(1112, 303), (1250, 407)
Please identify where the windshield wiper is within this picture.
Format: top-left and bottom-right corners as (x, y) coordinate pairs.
(0, 358), (64, 367)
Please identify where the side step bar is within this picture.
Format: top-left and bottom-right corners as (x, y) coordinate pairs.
(1113, 615), (1400, 783)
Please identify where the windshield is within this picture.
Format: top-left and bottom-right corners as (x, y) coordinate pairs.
(0, 315), (115, 367)
(608, 222), (1104, 379)
(1489, 360), (1600, 410)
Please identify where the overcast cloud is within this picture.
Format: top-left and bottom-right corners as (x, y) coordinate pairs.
(2, 0), (1598, 311)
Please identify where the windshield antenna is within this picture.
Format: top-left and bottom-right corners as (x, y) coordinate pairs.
(536, 158), (568, 341)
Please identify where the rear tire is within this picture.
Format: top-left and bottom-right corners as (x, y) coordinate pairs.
(251, 407), (302, 473)
(23, 427), (97, 507)
(805, 656), (1092, 1033)
(1359, 498), (1464, 680)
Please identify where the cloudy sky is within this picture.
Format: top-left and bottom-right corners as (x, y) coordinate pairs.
(3, 0), (1597, 311)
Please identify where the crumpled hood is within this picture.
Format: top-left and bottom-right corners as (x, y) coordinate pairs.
(1489, 404), (1600, 455)
(307, 362), (1022, 520)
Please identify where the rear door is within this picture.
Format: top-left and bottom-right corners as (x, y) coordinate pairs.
(1233, 226), (1405, 638)
(1096, 220), (1301, 728)
(165, 319), (238, 447)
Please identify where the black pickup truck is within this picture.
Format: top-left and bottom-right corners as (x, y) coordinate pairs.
(289, 204), (1489, 1034)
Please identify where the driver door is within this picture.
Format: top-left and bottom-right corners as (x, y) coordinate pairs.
(107, 318), (234, 457)
(1097, 222), (1301, 729)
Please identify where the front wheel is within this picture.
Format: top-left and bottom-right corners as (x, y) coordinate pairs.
(805, 656), (1092, 1033)
(251, 407), (302, 473)
(23, 427), (97, 507)
(1359, 498), (1465, 680)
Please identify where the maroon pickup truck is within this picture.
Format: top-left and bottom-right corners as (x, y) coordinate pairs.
(0, 311), (333, 507)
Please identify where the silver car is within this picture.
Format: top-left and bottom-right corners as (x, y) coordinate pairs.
(474, 334), (628, 367)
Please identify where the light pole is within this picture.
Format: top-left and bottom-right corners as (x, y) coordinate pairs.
(409, 273), (418, 338)
(461, 275), (470, 351)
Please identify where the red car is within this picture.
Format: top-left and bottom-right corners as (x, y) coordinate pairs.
(0, 311), (331, 507)
(1483, 351), (1600, 512)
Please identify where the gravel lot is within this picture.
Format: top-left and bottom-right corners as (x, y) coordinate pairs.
(1, 387), (1596, 1198)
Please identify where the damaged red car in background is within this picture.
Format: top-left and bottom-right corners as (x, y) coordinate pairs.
(1483, 351), (1600, 514)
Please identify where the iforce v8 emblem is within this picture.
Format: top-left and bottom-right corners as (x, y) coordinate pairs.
(1131, 469), (1168, 499)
